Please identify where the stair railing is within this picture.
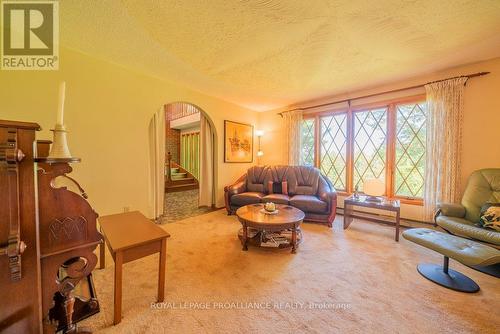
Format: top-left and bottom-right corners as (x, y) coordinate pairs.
(166, 151), (172, 182)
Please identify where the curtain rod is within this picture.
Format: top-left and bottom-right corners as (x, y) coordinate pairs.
(277, 71), (490, 117)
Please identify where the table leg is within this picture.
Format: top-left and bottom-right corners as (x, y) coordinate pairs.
(395, 210), (400, 242)
(158, 238), (167, 302)
(291, 225), (297, 254)
(343, 203), (353, 229)
(114, 251), (123, 325)
(242, 222), (248, 251)
(99, 239), (105, 269)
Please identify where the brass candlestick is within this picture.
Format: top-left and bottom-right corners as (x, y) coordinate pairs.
(47, 124), (72, 159)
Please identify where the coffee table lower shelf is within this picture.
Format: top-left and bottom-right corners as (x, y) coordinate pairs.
(237, 228), (302, 250)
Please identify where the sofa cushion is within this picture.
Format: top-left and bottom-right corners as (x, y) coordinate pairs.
(436, 215), (500, 246)
(403, 228), (500, 267)
(290, 195), (328, 214)
(461, 169), (500, 223)
(231, 192), (265, 206)
(246, 166), (269, 193)
(287, 167), (320, 195)
(268, 166), (290, 180)
(262, 194), (290, 205)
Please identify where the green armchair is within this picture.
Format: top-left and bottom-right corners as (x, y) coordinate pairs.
(435, 168), (500, 247)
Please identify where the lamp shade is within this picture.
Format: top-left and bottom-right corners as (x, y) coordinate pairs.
(363, 178), (385, 197)
(255, 130), (264, 137)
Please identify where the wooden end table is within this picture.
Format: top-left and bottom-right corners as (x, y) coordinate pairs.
(98, 211), (170, 325)
(343, 195), (401, 241)
(236, 204), (305, 253)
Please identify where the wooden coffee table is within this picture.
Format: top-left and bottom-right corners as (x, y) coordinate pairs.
(236, 204), (305, 253)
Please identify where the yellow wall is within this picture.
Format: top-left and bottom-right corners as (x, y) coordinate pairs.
(0, 48), (258, 217)
(2, 47), (498, 221)
(258, 57), (500, 221)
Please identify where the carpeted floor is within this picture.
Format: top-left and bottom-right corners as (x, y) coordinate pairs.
(162, 189), (214, 224)
(83, 210), (499, 333)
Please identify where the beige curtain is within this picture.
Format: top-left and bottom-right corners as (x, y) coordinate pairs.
(181, 132), (200, 179)
(423, 77), (467, 221)
(149, 107), (166, 221)
(282, 110), (303, 165)
(199, 114), (215, 207)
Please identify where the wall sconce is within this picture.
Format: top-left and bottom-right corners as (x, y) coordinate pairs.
(256, 130), (264, 157)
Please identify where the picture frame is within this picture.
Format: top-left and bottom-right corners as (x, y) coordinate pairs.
(224, 120), (254, 163)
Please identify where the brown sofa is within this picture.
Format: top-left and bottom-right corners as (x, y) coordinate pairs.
(224, 166), (337, 227)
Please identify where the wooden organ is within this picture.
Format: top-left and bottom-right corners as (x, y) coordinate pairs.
(0, 120), (102, 333)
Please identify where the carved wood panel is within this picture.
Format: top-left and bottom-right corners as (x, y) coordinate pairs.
(36, 161), (102, 333)
(0, 121), (42, 334)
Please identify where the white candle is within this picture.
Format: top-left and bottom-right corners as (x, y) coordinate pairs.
(57, 81), (66, 125)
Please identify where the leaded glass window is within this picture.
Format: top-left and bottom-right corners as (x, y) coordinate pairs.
(395, 102), (427, 198)
(353, 108), (387, 191)
(320, 114), (347, 191)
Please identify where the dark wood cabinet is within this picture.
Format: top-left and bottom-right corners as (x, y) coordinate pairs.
(0, 120), (102, 333)
(0, 120), (43, 334)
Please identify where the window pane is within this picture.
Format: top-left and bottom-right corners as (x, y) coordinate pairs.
(353, 108), (387, 192)
(395, 102), (427, 198)
(300, 119), (315, 167)
(320, 113), (347, 191)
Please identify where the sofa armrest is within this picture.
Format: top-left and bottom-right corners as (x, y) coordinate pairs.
(326, 191), (338, 228)
(318, 188), (336, 203)
(224, 175), (247, 214)
(436, 202), (466, 218)
(226, 180), (246, 196)
(318, 176), (336, 203)
(318, 177), (337, 227)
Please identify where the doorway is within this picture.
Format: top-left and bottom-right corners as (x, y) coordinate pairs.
(163, 102), (216, 223)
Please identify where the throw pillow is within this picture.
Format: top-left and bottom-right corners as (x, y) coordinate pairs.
(267, 181), (274, 194)
(282, 181), (288, 195)
(267, 181), (288, 195)
(477, 203), (500, 232)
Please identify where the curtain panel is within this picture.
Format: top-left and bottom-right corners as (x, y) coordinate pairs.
(180, 132), (200, 179)
(423, 77), (467, 221)
(199, 114), (215, 207)
(282, 110), (303, 165)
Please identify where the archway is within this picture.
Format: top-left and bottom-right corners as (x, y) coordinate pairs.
(163, 102), (218, 223)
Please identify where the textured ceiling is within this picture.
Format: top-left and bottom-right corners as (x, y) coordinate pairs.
(61, 1), (500, 111)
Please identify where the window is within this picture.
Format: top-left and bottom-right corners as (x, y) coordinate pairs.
(394, 102), (427, 198)
(320, 113), (347, 191)
(299, 97), (427, 203)
(353, 108), (387, 191)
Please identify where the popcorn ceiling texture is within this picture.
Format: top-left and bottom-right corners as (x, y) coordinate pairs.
(61, 1), (500, 110)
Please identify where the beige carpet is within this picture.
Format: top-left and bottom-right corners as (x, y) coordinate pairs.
(82, 210), (499, 333)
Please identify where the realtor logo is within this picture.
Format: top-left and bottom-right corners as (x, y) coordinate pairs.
(1, 0), (59, 70)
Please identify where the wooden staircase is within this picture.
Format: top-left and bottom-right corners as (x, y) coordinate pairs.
(165, 153), (199, 193)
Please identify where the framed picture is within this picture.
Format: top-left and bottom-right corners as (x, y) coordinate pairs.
(224, 120), (253, 163)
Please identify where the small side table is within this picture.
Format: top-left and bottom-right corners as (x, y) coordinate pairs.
(99, 211), (170, 325)
(343, 195), (401, 241)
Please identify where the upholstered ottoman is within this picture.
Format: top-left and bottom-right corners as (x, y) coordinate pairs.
(403, 228), (500, 292)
